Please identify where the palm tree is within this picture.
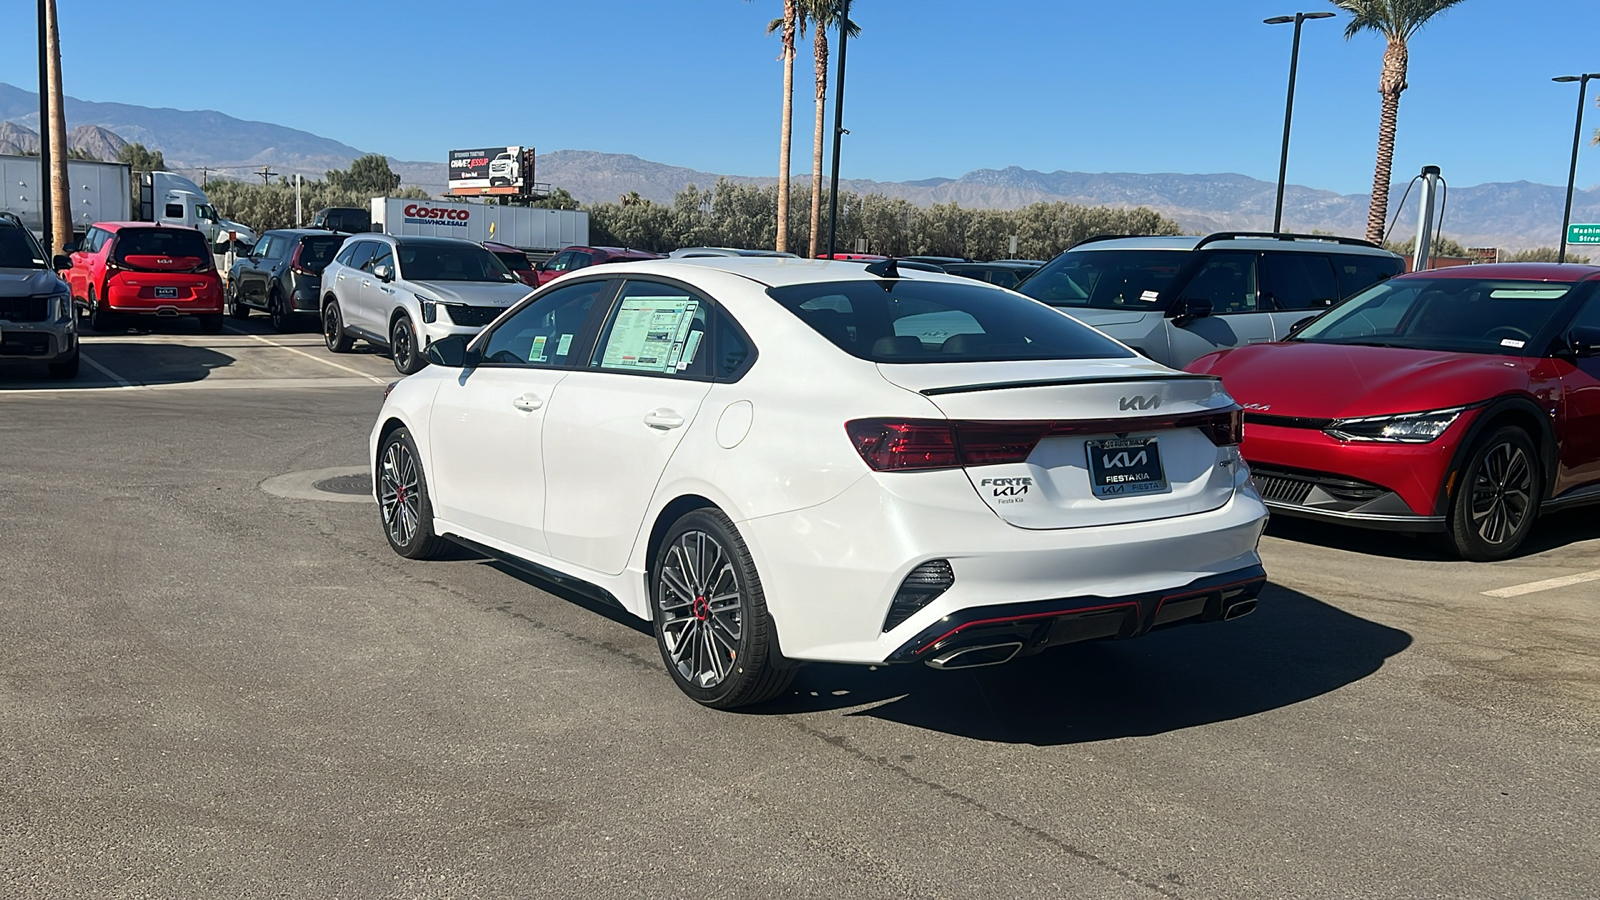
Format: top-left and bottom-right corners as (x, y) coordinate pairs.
(761, 1), (800, 252)
(1332, 0), (1466, 244)
(44, 0), (70, 255)
(801, 1), (859, 258)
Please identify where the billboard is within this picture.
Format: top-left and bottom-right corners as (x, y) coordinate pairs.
(448, 146), (531, 196)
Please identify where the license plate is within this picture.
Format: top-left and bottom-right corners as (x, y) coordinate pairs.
(1086, 437), (1170, 499)
(154, 287), (179, 299)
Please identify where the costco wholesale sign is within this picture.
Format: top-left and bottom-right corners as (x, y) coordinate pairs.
(448, 146), (527, 196)
(370, 197), (589, 251)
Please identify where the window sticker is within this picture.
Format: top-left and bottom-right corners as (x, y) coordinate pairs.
(1140, 290), (1161, 302)
(529, 335), (548, 362)
(556, 333), (573, 357)
(1500, 338), (1525, 349)
(600, 297), (700, 373)
(1489, 289), (1567, 300)
(676, 329), (704, 370)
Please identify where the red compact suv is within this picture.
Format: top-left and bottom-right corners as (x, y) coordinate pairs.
(1187, 263), (1600, 560)
(65, 222), (225, 333)
(535, 246), (663, 286)
(483, 241), (538, 286)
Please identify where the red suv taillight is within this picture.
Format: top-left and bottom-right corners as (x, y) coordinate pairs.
(288, 243), (312, 275)
(845, 407), (1243, 473)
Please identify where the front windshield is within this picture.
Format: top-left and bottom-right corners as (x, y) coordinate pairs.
(197, 204), (217, 222)
(397, 241), (517, 283)
(1017, 249), (1188, 310)
(0, 226), (47, 269)
(1294, 277), (1576, 355)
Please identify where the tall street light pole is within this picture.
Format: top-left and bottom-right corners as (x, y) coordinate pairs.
(1553, 73), (1598, 264)
(1265, 11), (1333, 235)
(825, 0), (851, 260)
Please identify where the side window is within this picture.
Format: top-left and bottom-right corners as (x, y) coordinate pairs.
(568, 252), (593, 271)
(1333, 254), (1404, 299)
(477, 279), (612, 367)
(1181, 252), (1258, 314)
(589, 280), (712, 378)
(252, 236), (275, 259)
(163, 203), (185, 219)
(1571, 293), (1600, 329)
(332, 241), (358, 267)
(365, 244), (393, 274)
(1261, 253), (1338, 310)
(83, 228), (105, 253)
(712, 307), (756, 379)
(343, 241), (378, 271)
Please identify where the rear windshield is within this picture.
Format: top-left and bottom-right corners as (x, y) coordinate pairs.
(297, 236), (344, 271)
(1018, 249), (1190, 310)
(0, 226), (46, 269)
(396, 241), (517, 283)
(492, 250), (530, 271)
(768, 278), (1135, 363)
(113, 228), (210, 260)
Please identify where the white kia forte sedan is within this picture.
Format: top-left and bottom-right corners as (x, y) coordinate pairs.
(370, 257), (1269, 708)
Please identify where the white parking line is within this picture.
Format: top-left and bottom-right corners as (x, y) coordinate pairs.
(79, 351), (134, 387)
(224, 326), (387, 384)
(1482, 570), (1600, 598)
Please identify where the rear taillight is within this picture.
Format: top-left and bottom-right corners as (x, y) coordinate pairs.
(288, 243), (312, 275)
(846, 419), (959, 471)
(1200, 407), (1245, 447)
(845, 406), (1243, 472)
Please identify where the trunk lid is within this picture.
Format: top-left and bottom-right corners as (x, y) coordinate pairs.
(878, 360), (1242, 529)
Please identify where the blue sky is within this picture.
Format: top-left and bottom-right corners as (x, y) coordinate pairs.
(2, 0), (1596, 195)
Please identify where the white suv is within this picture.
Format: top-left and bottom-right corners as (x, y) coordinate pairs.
(320, 234), (530, 374)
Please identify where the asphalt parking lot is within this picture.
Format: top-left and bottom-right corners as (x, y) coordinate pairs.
(2, 320), (1597, 899)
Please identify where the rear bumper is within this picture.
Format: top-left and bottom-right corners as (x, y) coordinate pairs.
(886, 565), (1266, 665)
(105, 278), (223, 314)
(739, 468), (1269, 665)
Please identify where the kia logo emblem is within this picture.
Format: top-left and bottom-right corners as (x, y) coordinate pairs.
(158, 257), (172, 264)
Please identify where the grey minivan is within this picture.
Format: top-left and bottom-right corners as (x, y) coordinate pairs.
(1017, 233), (1405, 368)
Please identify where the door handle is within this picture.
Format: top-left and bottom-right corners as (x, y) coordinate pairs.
(511, 394), (544, 412)
(643, 409), (685, 430)
(361, 279), (372, 287)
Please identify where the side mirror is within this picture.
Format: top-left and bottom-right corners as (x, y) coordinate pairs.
(372, 264), (394, 282)
(1285, 315), (1318, 339)
(424, 333), (474, 368)
(1171, 296), (1213, 324)
(1569, 325), (1600, 359)
(61, 242), (78, 254)
(52, 254), (71, 270)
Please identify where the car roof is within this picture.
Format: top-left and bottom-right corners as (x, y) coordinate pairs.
(374, 234), (481, 246)
(266, 228), (343, 239)
(1394, 262), (1600, 283)
(1066, 234), (1400, 258)
(608, 256), (985, 288)
(944, 261), (1040, 270)
(481, 241), (526, 254)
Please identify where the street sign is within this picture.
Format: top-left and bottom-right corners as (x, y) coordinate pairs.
(1568, 224), (1600, 245)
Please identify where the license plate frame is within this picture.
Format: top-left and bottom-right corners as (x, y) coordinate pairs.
(154, 286), (179, 299)
(1086, 436), (1171, 499)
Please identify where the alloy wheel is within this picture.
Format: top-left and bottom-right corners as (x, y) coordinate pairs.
(658, 530), (744, 689)
(1468, 442), (1533, 545)
(379, 440), (421, 548)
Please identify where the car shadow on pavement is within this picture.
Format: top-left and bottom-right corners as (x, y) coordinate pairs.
(477, 556), (654, 637)
(1265, 512), (1600, 561)
(761, 583), (1412, 746)
(0, 342), (236, 389)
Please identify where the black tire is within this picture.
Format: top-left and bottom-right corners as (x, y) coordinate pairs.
(88, 288), (114, 333)
(228, 282), (251, 319)
(47, 343), (80, 380)
(323, 300), (355, 353)
(390, 314), (425, 375)
(377, 428), (451, 560)
(198, 313), (224, 334)
(651, 508), (795, 709)
(1445, 426), (1541, 561)
(269, 289), (296, 333)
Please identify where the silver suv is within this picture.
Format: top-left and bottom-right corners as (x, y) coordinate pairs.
(0, 212), (77, 379)
(320, 234), (531, 374)
(1017, 232), (1405, 368)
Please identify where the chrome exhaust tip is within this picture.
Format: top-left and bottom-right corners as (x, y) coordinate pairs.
(926, 641), (1023, 670)
(155, 306), (180, 317)
(1222, 599), (1258, 621)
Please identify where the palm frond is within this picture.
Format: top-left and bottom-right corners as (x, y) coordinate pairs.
(1329, 0), (1466, 40)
